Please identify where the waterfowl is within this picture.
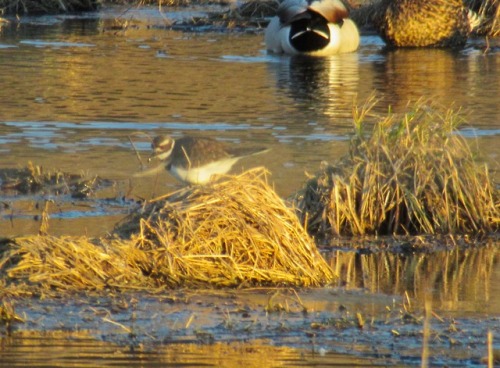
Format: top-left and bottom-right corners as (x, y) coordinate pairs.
(375, 0), (476, 48)
(265, 0), (360, 56)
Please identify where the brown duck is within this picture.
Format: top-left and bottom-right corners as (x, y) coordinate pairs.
(375, 0), (478, 48)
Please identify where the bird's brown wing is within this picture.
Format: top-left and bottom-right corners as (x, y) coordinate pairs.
(172, 137), (231, 168)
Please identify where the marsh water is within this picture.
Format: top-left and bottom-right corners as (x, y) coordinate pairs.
(0, 4), (499, 367)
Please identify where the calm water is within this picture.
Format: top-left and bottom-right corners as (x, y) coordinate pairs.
(0, 330), (384, 368)
(0, 15), (498, 235)
(0, 5), (499, 366)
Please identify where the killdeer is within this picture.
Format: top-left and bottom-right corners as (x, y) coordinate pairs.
(265, 0), (360, 56)
(150, 135), (268, 185)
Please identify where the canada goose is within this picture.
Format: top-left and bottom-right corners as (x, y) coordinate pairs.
(265, 0), (360, 56)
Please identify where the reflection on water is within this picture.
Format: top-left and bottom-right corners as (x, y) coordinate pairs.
(329, 245), (500, 313)
(0, 331), (378, 367)
(267, 53), (361, 121)
(371, 47), (500, 126)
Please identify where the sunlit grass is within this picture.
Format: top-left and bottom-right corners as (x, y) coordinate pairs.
(466, 0), (500, 36)
(350, 0), (500, 37)
(294, 99), (499, 238)
(0, 168), (334, 295)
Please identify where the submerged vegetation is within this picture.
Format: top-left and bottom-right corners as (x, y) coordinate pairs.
(294, 99), (499, 238)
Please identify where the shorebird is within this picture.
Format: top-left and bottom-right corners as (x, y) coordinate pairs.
(150, 135), (268, 185)
(264, 0), (360, 55)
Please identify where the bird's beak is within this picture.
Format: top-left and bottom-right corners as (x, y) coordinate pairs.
(148, 150), (160, 162)
(132, 163), (165, 178)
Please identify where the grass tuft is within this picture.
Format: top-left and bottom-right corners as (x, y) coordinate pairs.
(0, 168), (335, 294)
(121, 168), (334, 287)
(294, 100), (499, 238)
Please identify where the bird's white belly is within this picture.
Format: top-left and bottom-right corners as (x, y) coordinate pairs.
(170, 157), (240, 185)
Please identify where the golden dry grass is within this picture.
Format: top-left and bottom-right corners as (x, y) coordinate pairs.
(121, 168), (334, 287)
(466, 0), (500, 36)
(0, 236), (152, 294)
(0, 169), (335, 294)
(294, 99), (500, 238)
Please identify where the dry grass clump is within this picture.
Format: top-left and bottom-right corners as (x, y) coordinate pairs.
(1, 236), (152, 293)
(234, 0), (278, 18)
(294, 100), (500, 239)
(122, 168), (334, 287)
(0, 0), (99, 14)
(0, 169), (334, 293)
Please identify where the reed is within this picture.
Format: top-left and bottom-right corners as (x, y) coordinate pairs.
(0, 300), (24, 332)
(466, 0), (500, 36)
(294, 99), (499, 238)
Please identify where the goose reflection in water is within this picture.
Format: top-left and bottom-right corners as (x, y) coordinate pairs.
(267, 53), (361, 120)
